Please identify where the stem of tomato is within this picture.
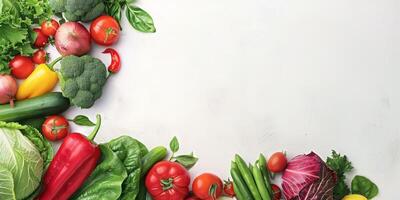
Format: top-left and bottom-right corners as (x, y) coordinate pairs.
(160, 178), (174, 191)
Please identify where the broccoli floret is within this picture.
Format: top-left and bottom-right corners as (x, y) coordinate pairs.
(59, 55), (107, 108)
(49, 0), (104, 22)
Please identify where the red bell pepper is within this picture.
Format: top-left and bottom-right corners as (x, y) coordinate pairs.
(37, 114), (102, 200)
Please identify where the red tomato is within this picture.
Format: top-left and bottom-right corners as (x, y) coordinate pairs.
(8, 55), (34, 79)
(185, 197), (201, 200)
(223, 180), (235, 197)
(267, 152), (287, 173)
(42, 115), (70, 141)
(33, 28), (49, 48)
(90, 15), (120, 46)
(146, 161), (190, 200)
(271, 184), (282, 200)
(192, 173), (223, 200)
(41, 19), (60, 36)
(32, 49), (47, 64)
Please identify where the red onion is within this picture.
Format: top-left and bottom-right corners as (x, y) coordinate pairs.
(55, 22), (91, 56)
(0, 75), (18, 107)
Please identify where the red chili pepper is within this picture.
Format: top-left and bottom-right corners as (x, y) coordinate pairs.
(37, 115), (102, 200)
(102, 48), (121, 73)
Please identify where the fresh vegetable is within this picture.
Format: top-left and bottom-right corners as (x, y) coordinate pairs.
(141, 146), (168, 177)
(41, 19), (60, 36)
(169, 136), (199, 169)
(145, 161), (191, 200)
(103, 0), (156, 33)
(281, 152), (337, 200)
(252, 162), (271, 200)
(90, 16), (120, 46)
(58, 55), (107, 108)
(70, 144), (127, 200)
(327, 150), (353, 199)
(351, 176), (378, 199)
(0, 0), (52, 71)
(235, 155), (262, 200)
(9, 55), (35, 79)
(230, 161), (253, 200)
(0, 75), (17, 106)
(342, 194), (367, 200)
(192, 173), (223, 200)
(49, 0), (105, 22)
(38, 115), (102, 200)
(267, 152), (287, 173)
(33, 49), (48, 64)
(271, 184), (281, 200)
(55, 22), (91, 56)
(16, 57), (61, 100)
(70, 115), (96, 126)
(42, 115), (70, 141)
(0, 121), (53, 199)
(0, 92), (70, 122)
(34, 28), (49, 48)
(19, 117), (46, 131)
(258, 154), (273, 197)
(103, 48), (121, 73)
(223, 179), (235, 197)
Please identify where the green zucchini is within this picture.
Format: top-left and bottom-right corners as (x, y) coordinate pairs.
(0, 92), (70, 122)
(141, 146), (168, 177)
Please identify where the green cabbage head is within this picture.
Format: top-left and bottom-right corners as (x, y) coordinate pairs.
(0, 122), (53, 200)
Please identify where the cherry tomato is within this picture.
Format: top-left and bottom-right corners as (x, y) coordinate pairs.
(41, 19), (60, 36)
(8, 55), (34, 79)
(42, 115), (70, 141)
(192, 173), (223, 200)
(32, 49), (47, 64)
(90, 15), (120, 46)
(33, 28), (49, 48)
(146, 161), (190, 200)
(271, 184), (282, 200)
(267, 152), (287, 173)
(223, 179), (235, 197)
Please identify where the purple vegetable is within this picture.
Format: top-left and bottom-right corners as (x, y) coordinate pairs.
(282, 152), (337, 200)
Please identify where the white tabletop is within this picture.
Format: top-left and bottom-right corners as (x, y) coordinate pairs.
(55, 0), (399, 198)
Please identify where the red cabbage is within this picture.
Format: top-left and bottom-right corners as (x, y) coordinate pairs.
(282, 152), (337, 200)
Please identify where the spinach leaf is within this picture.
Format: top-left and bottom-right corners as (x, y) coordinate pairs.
(351, 175), (379, 199)
(71, 144), (127, 200)
(126, 5), (156, 33)
(107, 136), (147, 200)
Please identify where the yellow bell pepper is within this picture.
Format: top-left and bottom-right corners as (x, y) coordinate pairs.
(16, 57), (61, 100)
(342, 194), (368, 200)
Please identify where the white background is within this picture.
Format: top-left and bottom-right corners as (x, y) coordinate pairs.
(53, 0), (400, 198)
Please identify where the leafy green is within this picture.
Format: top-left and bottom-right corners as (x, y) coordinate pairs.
(71, 144), (128, 200)
(71, 115), (96, 126)
(351, 175), (379, 199)
(108, 136), (146, 200)
(169, 136), (179, 153)
(103, 0), (156, 32)
(174, 153), (198, 169)
(20, 125), (54, 168)
(126, 5), (156, 33)
(0, 0), (52, 69)
(326, 150), (353, 200)
(49, 0), (105, 22)
(0, 122), (44, 199)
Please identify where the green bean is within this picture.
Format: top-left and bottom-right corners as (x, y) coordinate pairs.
(235, 154), (262, 200)
(252, 162), (271, 200)
(259, 154), (273, 198)
(231, 161), (254, 200)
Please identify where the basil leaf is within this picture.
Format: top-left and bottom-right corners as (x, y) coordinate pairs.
(72, 115), (96, 126)
(169, 136), (179, 153)
(108, 2), (122, 24)
(351, 175), (379, 199)
(125, 5), (156, 33)
(174, 153), (198, 169)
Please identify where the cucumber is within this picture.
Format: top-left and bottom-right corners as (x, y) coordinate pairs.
(0, 92), (70, 122)
(141, 146), (167, 177)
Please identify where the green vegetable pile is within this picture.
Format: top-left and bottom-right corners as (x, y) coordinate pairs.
(59, 55), (108, 108)
(0, 0), (52, 73)
(327, 150), (379, 200)
(0, 121), (53, 200)
(71, 136), (167, 200)
(49, 0), (105, 22)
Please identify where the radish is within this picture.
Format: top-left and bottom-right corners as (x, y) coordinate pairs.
(55, 22), (91, 56)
